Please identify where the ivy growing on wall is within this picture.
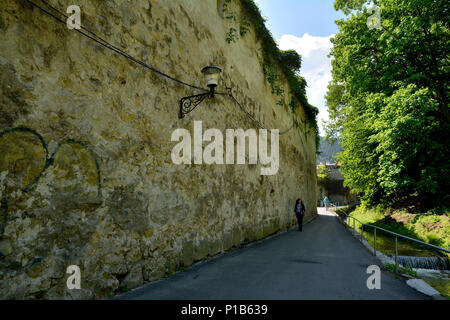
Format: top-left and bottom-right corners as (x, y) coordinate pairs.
(226, 27), (238, 43)
(223, 0), (320, 152)
(263, 63), (284, 96)
(224, 0), (252, 43)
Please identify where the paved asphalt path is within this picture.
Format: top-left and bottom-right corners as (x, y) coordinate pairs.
(117, 208), (428, 300)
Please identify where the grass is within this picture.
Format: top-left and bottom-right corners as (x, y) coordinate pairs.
(335, 205), (450, 257)
(337, 205), (450, 299)
(382, 263), (417, 277)
(417, 273), (450, 299)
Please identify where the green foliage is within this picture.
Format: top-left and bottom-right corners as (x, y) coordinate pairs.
(371, 86), (447, 204)
(226, 27), (238, 43)
(349, 203), (386, 227)
(350, 204), (450, 251)
(278, 50), (302, 73)
(263, 63), (284, 96)
(413, 213), (450, 249)
(239, 16), (252, 37)
(324, 83), (346, 142)
(334, 0), (371, 14)
(223, 0), (319, 151)
(223, 0), (234, 16)
(224, 0), (251, 40)
(327, 0), (450, 208)
(289, 98), (297, 114)
(317, 165), (331, 189)
(335, 205), (356, 219)
(383, 263), (417, 277)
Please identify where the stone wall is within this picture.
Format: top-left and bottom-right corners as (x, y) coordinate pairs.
(0, 0), (317, 299)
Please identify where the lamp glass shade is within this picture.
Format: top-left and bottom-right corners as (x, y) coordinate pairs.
(201, 66), (222, 88)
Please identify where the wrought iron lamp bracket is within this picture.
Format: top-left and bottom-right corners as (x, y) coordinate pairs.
(178, 88), (215, 118)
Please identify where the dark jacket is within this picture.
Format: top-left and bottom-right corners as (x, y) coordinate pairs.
(295, 202), (306, 215)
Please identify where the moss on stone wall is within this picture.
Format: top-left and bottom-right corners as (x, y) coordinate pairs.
(0, 0), (317, 299)
(235, 0), (320, 150)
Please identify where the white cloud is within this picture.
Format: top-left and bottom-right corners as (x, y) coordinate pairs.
(277, 33), (334, 135)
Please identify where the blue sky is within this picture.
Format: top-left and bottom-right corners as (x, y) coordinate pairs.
(254, 0), (346, 135)
(255, 0), (345, 38)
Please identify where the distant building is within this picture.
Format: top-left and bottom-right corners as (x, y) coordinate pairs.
(317, 163), (358, 206)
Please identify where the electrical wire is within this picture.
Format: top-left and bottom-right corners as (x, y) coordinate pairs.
(24, 0), (295, 135)
(26, 0), (208, 92)
(217, 92), (294, 134)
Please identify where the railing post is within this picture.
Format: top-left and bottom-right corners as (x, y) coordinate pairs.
(395, 236), (398, 274)
(374, 228), (377, 256)
(342, 215), (450, 261)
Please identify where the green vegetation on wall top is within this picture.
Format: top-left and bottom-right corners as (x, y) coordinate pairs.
(224, 0), (320, 151)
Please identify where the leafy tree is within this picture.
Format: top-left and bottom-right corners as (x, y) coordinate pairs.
(278, 50), (302, 73)
(317, 165), (331, 190)
(327, 0), (450, 208)
(370, 86), (448, 205)
(334, 0), (370, 14)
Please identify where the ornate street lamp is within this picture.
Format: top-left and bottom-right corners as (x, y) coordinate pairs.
(179, 66), (222, 118)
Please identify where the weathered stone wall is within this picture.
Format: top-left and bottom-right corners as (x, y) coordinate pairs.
(0, 0), (317, 299)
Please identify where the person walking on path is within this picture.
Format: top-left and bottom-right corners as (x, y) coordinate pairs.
(294, 198), (306, 232)
(324, 196), (330, 211)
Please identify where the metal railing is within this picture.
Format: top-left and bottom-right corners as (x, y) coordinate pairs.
(335, 208), (450, 274)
